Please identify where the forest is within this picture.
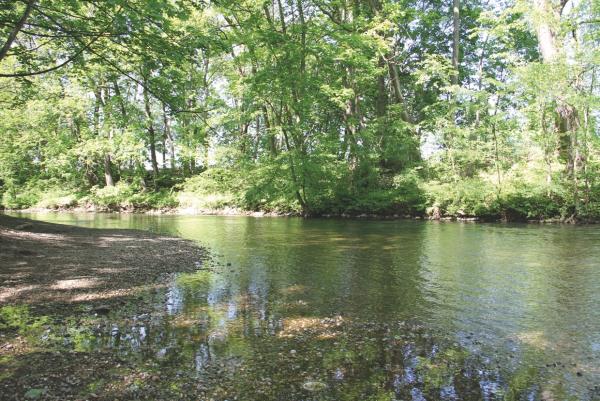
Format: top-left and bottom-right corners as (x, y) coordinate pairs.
(1, 0), (599, 221)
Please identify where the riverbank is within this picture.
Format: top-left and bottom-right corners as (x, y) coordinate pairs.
(4, 206), (599, 224)
(0, 215), (210, 400)
(4, 174), (600, 224)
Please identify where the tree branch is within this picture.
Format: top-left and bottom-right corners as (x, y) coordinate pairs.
(0, 0), (36, 62)
(0, 32), (101, 78)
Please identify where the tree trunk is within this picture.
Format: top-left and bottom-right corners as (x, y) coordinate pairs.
(93, 83), (115, 187)
(0, 0), (36, 62)
(143, 83), (159, 178)
(104, 154), (114, 187)
(475, 35), (489, 126)
(282, 127), (308, 212)
(162, 103), (175, 170)
(296, 0), (307, 77)
(113, 80), (127, 120)
(387, 61), (412, 123)
(451, 0), (460, 85)
(276, 0), (287, 34)
(533, 0), (580, 213)
(376, 57), (388, 118)
(263, 106), (277, 156)
(534, 0), (558, 62)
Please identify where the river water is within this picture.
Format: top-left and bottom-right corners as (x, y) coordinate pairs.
(11, 213), (600, 400)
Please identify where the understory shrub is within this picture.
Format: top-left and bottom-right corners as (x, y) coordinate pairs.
(423, 178), (499, 218)
(423, 175), (575, 221)
(83, 182), (177, 210)
(497, 182), (567, 221)
(178, 168), (241, 210)
(0, 179), (82, 209)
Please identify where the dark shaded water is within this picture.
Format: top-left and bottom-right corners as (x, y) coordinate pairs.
(11, 213), (600, 400)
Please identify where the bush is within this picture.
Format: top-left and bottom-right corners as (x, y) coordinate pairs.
(392, 168), (427, 214)
(423, 178), (499, 218)
(178, 191), (236, 210)
(421, 174), (576, 221)
(497, 181), (567, 221)
(240, 160), (303, 213)
(0, 179), (82, 209)
(83, 182), (177, 210)
(179, 168), (241, 210)
(1, 189), (40, 209)
(36, 192), (78, 209)
(85, 183), (133, 209)
(127, 189), (178, 209)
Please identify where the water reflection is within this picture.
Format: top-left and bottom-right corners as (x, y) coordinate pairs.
(11, 212), (600, 400)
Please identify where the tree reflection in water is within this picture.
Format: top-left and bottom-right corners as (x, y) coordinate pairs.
(71, 269), (589, 401)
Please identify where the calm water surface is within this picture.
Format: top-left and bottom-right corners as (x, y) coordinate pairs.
(11, 213), (600, 400)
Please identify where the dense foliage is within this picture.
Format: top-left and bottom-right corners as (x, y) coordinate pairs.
(1, 0), (599, 220)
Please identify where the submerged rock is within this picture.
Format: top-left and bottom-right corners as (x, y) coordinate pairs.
(302, 381), (327, 392)
(93, 305), (111, 315)
(15, 223), (34, 231)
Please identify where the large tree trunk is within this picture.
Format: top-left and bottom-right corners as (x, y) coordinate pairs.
(534, 0), (558, 62)
(104, 155), (114, 187)
(451, 0), (460, 85)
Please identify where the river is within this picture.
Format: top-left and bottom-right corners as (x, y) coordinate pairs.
(9, 212), (600, 400)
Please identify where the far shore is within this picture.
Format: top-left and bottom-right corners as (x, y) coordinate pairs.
(3, 206), (597, 224)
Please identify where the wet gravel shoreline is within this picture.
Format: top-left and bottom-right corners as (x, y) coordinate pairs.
(0, 214), (208, 310)
(0, 214), (209, 400)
